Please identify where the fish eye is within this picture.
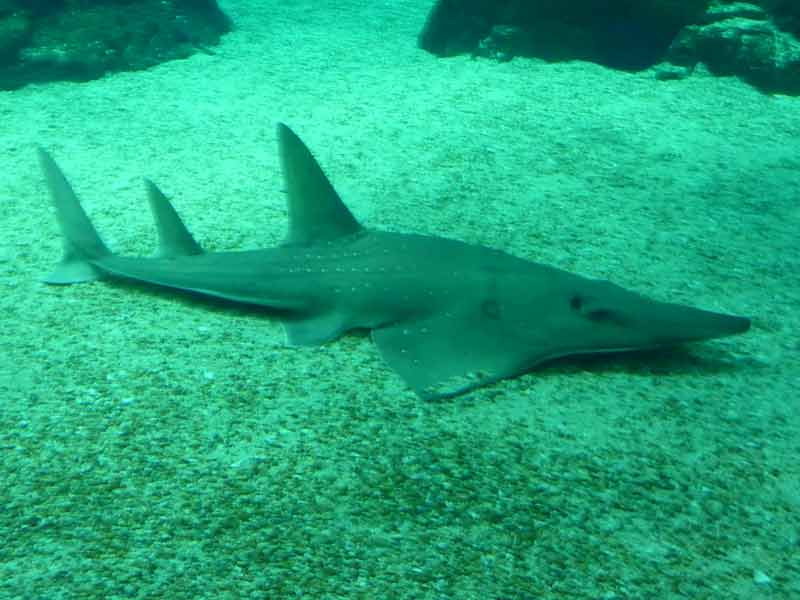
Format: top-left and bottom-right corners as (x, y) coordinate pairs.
(586, 309), (614, 321)
(586, 308), (630, 327)
(570, 295), (621, 324)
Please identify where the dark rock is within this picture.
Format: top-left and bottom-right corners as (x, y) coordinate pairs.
(0, 11), (31, 65)
(653, 62), (694, 81)
(418, 0), (800, 94)
(418, 0), (495, 57)
(665, 2), (800, 93)
(420, 0), (710, 70)
(0, 0), (231, 89)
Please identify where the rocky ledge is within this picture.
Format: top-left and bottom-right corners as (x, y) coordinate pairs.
(0, 0), (231, 90)
(419, 0), (800, 94)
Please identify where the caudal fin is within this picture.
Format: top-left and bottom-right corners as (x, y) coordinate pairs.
(38, 148), (111, 284)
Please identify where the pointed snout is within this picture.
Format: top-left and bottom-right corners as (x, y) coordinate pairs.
(635, 299), (750, 345)
(566, 279), (752, 355)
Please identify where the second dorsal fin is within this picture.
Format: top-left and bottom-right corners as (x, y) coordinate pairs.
(145, 179), (204, 257)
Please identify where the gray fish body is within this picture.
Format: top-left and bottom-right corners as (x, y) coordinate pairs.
(38, 124), (750, 399)
(95, 230), (506, 320)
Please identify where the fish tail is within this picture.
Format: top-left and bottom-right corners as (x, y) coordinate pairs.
(38, 148), (111, 284)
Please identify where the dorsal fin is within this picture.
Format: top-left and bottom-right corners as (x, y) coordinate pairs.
(144, 179), (204, 257)
(277, 123), (362, 246)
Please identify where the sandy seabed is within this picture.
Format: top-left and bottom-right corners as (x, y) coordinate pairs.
(1, 1), (798, 598)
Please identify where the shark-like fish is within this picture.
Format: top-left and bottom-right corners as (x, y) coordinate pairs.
(39, 123), (750, 399)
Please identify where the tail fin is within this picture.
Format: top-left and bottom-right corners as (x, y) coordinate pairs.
(38, 148), (111, 284)
(144, 179), (203, 258)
